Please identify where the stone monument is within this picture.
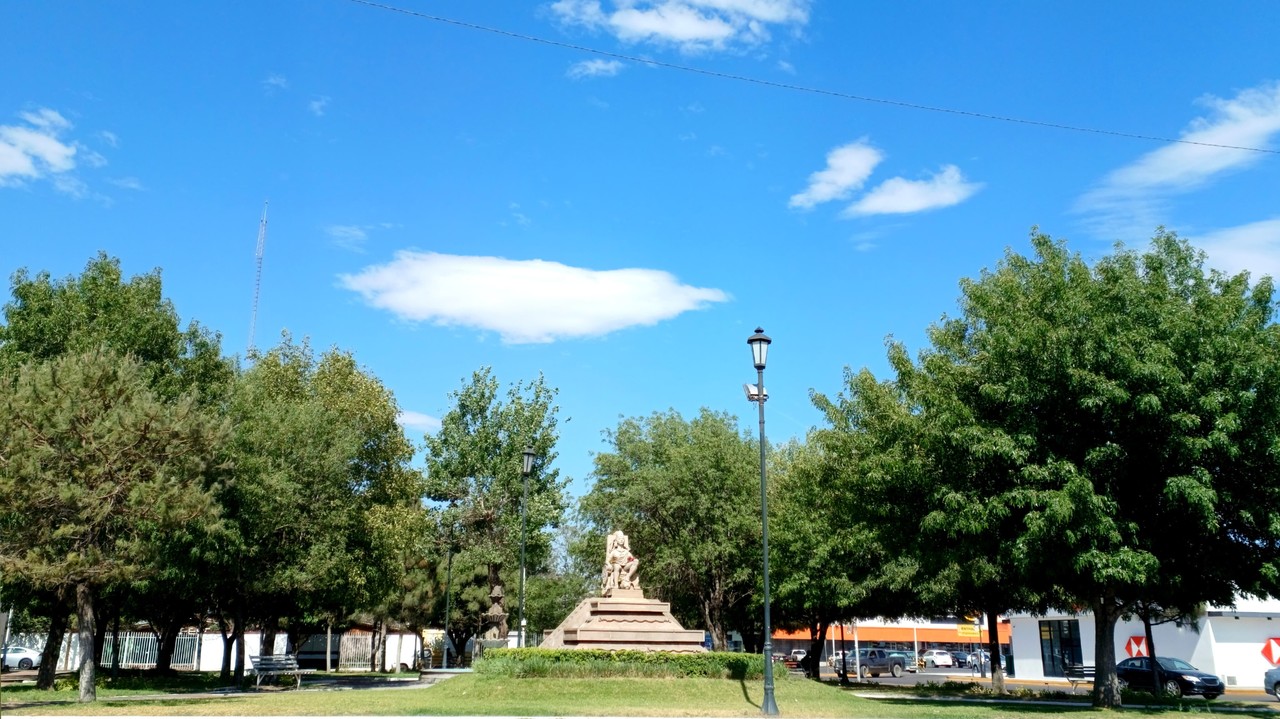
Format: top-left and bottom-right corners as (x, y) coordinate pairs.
(541, 530), (706, 652)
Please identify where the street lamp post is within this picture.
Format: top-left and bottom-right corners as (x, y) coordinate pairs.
(517, 445), (535, 648)
(747, 327), (779, 716)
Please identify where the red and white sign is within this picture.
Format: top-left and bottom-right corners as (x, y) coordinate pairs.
(1262, 638), (1280, 665)
(1125, 636), (1148, 658)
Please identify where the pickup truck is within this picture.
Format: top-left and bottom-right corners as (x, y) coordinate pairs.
(849, 648), (908, 678)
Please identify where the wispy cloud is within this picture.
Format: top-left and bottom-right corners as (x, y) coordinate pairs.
(109, 176), (144, 191)
(98, 130), (118, 148)
(551, 0), (809, 53)
(339, 251), (730, 344)
(263, 74), (288, 92)
(567, 59), (624, 79)
(0, 108), (85, 193)
(396, 410), (442, 434)
(326, 224), (373, 251)
(844, 165), (982, 217)
(1076, 81), (1280, 238)
(1193, 218), (1280, 281)
(788, 139), (883, 209)
(309, 96), (330, 116)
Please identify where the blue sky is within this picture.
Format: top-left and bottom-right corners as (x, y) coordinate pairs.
(3, 1), (1279, 494)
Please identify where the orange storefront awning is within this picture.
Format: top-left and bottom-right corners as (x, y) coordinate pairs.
(774, 623), (1010, 644)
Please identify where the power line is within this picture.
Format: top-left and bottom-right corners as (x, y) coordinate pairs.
(344, 0), (1278, 156)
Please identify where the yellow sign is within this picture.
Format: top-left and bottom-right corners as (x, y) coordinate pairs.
(957, 624), (980, 638)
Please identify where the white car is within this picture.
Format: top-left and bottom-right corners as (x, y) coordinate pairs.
(921, 649), (954, 668)
(1, 645), (42, 671)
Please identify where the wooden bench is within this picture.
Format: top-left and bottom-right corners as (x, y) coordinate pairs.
(1064, 664), (1095, 691)
(250, 654), (315, 689)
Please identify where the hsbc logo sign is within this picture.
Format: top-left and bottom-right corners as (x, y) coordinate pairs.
(1125, 636), (1148, 658)
(1262, 638), (1280, 665)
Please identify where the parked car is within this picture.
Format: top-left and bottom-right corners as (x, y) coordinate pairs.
(827, 650), (848, 668)
(1116, 656), (1223, 699)
(1264, 665), (1280, 700)
(851, 648), (908, 678)
(889, 652), (918, 672)
(921, 649), (953, 668)
(789, 649), (807, 662)
(952, 651), (969, 668)
(1, 646), (41, 671)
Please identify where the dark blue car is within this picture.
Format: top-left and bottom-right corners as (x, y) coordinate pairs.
(1116, 656), (1223, 699)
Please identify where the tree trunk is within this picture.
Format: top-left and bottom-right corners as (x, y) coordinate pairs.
(110, 613), (121, 680)
(985, 610), (1006, 693)
(260, 616), (278, 657)
(36, 607), (68, 690)
(76, 583), (97, 703)
(370, 619), (384, 672)
(1142, 612), (1163, 695)
(1090, 597), (1123, 708)
(217, 613), (234, 681)
(233, 609), (246, 684)
(155, 619), (181, 673)
(700, 599), (726, 651)
(91, 600), (108, 668)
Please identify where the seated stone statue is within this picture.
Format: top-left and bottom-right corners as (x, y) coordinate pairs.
(600, 529), (640, 592)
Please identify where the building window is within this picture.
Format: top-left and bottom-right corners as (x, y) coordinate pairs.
(1038, 620), (1082, 677)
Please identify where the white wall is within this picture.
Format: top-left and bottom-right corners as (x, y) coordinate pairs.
(1008, 600), (1280, 689)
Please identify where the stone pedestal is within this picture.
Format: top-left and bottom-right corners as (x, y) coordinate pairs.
(541, 587), (707, 653)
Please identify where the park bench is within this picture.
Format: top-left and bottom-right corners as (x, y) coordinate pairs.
(1064, 664), (1095, 691)
(250, 654), (315, 689)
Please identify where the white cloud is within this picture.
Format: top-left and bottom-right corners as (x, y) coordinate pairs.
(263, 74), (288, 92)
(339, 251), (730, 344)
(843, 165), (982, 216)
(0, 108), (81, 191)
(1077, 81), (1280, 237)
(396, 410), (442, 434)
(777, 59), (795, 74)
(1193, 218), (1280, 281)
(99, 130), (118, 147)
(309, 96), (330, 116)
(551, 0), (809, 53)
(327, 225), (370, 251)
(568, 59), (624, 79)
(788, 139), (883, 209)
(109, 176), (144, 191)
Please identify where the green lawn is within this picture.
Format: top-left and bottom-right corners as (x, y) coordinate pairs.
(1, 674), (1269, 717)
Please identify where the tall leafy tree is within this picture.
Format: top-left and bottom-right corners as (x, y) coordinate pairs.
(0, 348), (228, 702)
(579, 408), (759, 649)
(0, 253), (233, 684)
(216, 337), (423, 679)
(423, 368), (566, 642)
(872, 230), (1280, 707)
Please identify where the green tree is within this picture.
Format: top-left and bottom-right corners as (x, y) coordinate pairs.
(217, 337), (423, 679)
(0, 348), (228, 702)
(579, 408), (759, 650)
(0, 253), (233, 684)
(871, 229), (1280, 707)
(770, 436), (913, 677)
(423, 368), (566, 644)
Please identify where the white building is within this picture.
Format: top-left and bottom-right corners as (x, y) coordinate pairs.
(1008, 596), (1280, 689)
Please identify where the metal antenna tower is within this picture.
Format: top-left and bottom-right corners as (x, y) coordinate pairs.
(247, 201), (268, 356)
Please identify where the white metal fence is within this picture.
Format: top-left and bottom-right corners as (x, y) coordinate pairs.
(8, 629), (418, 672)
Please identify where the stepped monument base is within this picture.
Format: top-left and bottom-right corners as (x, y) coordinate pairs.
(540, 531), (706, 653)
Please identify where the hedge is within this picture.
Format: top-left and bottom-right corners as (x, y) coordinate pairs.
(474, 648), (770, 679)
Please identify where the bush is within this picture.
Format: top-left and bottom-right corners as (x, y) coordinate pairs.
(475, 648), (768, 679)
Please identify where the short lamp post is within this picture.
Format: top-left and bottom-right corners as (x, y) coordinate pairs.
(517, 445), (535, 648)
(747, 327), (779, 716)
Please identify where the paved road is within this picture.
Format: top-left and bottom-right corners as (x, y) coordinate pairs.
(811, 663), (1277, 704)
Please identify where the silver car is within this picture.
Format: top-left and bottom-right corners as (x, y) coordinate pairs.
(1, 645), (42, 671)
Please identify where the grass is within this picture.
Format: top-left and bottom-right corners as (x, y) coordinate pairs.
(2, 673), (1273, 717)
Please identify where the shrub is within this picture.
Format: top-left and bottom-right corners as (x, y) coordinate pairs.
(475, 648), (767, 679)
